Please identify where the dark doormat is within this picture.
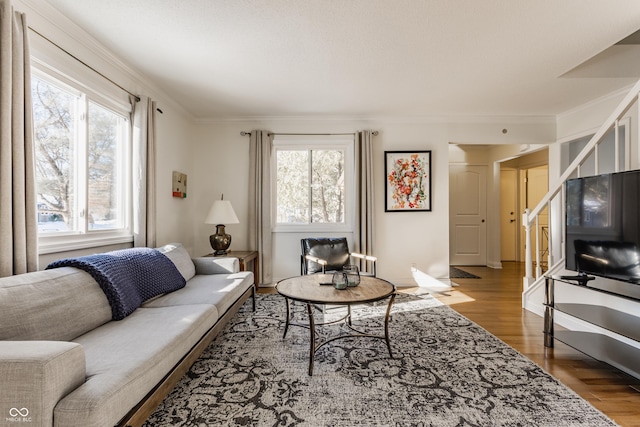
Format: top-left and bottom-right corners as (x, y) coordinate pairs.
(450, 266), (480, 279)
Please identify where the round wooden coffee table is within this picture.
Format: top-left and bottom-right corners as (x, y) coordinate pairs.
(275, 274), (396, 375)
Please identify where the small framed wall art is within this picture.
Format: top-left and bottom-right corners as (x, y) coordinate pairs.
(172, 171), (187, 198)
(384, 150), (431, 212)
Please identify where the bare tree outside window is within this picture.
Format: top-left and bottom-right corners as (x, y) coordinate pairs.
(276, 149), (344, 224)
(32, 77), (77, 232)
(311, 150), (344, 223)
(276, 150), (309, 223)
(32, 75), (127, 234)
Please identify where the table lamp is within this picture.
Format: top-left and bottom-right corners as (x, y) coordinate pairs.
(205, 195), (239, 255)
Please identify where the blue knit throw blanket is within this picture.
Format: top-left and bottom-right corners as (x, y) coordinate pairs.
(47, 247), (186, 320)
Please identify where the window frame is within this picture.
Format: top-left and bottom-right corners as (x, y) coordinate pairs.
(31, 65), (133, 254)
(272, 135), (355, 233)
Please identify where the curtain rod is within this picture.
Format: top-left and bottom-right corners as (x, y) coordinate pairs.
(28, 27), (141, 103)
(240, 131), (379, 136)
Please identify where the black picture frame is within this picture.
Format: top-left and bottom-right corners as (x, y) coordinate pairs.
(384, 150), (432, 212)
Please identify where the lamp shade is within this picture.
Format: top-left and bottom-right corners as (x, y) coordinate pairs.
(205, 200), (239, 225)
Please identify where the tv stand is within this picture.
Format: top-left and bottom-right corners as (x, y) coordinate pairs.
(544, 275), (640, 380)
(557, 274), (595, 286)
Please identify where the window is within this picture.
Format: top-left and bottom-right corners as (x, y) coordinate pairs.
(273, 136), (354, 232)
(32, 70), (131, 250)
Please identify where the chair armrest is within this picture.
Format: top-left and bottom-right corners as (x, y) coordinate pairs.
(0, 341), (85, 427)
(350, 252), (377, 262)
(302, 254), (328, 274)
(304, 254), (328, 266)
(350, 252), (377, 276)
(192, 257), (240, 274)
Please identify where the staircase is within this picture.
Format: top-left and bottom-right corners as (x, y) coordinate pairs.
(522, 78), (640, 312)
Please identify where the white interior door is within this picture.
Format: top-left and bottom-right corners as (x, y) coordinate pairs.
(449, 165), (487, 265)
(500, 169), (518, 261)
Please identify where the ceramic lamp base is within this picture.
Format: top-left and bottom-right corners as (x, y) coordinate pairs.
(210, 224), (231, 256)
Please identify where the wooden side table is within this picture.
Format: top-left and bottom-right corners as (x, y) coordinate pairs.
(204, 250), (259, 290)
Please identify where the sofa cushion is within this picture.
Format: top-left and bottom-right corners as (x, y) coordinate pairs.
(156, 243), (196, 281)
(0, 267), (111, 341)
(54, 304), (218, 427)
(143, 271), (253, 316)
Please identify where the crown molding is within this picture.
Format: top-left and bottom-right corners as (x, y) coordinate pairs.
(18, 0), (194, 120)
(194, 114), (556, 125)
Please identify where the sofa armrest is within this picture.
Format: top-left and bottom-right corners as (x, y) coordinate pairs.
(192, 257), (240, 274)
(0, 341), (85, 427)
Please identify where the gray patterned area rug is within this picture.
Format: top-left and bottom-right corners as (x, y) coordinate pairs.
(144, 293), (617, 427)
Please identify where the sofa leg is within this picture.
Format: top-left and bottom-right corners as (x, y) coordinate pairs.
(252, 286), (256, 312)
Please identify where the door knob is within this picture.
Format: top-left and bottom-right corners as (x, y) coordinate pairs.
(510, 219), (516, 223)
(481, 219), (485, 223)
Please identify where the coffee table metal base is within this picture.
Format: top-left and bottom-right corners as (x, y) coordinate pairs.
(282, 294), (396, 375)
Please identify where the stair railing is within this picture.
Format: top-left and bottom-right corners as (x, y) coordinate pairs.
(522, 79), (640, 291)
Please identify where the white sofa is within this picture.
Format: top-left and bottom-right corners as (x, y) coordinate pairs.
(0, 243), (255, 427)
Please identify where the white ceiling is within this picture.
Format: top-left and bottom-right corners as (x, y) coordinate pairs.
(44, 0), (640, 120)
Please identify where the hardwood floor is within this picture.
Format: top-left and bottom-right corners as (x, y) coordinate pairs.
(432, 262), (640, 427)
(261, 262), (640, 426)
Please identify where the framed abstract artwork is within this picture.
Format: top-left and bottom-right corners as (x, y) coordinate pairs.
(172, 171), (187, 198)
(384, 150), (432, 212)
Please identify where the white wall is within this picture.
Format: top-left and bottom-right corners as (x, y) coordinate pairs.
(191, 119), (555, 286)
(154, 104), (197, 252)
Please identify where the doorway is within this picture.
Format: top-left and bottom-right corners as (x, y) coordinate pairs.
(500, 169), (518, 261)
(519, 165), (549, 262)
(499, 151), (549, 263)
(448, 145), (548, 268)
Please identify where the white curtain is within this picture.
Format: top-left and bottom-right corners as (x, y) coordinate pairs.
(131, 95), (156, 248)
(248, 130), (273, 286)
(0, 1), (38, 277)
(354, 130), (375, 273)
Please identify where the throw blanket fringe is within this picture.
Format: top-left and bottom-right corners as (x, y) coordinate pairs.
(47, 248), (186, 320)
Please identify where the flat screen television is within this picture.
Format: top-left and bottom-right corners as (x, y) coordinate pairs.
(565, 169), (640, 284)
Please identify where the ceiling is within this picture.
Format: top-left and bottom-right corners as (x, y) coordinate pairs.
(44, 0), (640, 120)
